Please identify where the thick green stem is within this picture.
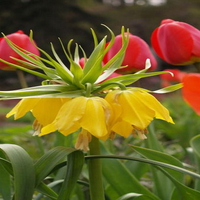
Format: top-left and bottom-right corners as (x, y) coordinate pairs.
(88, 136), (105, 200)
(16, 69), (28, 88)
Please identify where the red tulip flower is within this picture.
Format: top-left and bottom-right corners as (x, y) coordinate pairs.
(0, 30), (40, 70)
(104, 33), (157, 74)
(182, 73), (200, 115)
(151, 19), (200, 65)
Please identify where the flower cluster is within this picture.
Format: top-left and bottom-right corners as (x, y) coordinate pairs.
(0, 26), (179, 151)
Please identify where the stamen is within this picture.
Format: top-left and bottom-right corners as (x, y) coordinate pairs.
(75, 129), (92, 151)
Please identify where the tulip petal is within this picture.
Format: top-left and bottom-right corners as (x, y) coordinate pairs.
(158, 24), (193, 64)
(182, 73), (200, 115)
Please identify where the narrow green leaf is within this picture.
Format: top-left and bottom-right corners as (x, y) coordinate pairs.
(81, 38), (106, 84)
(131, 145), (184, 182)
(57, 150), (84, 200)
(117, 193), (157, 200)
(36, 181), (59, 200)
(190, 134), (200, 190)
(144, 124), (172, 200)
(0, 163), (11, 200)
(99, 145), (160, 199)
(0, 144), (35, 200)
(153, 83), (183, 93)
(133, 142), (184, 200)
(158, 167), (200, 200)
(34, 146), (77, 186)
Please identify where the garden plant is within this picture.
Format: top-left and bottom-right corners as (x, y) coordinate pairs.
(0, 19), (200, 200)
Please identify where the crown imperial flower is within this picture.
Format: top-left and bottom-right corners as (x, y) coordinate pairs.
(1, 26), (180, 151)
(151, 19), (200, 65)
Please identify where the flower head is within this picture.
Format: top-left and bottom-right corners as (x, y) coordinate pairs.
(1, 26), (180, 151)
(0, 30), (40, 70)
(105, 88), (174, 139)
(151, 19), (200, 65)
(103, 33), (157, 73)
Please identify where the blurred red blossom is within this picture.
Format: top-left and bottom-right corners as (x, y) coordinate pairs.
(0, 30), (40, 70)
(103, 33), (157, 74)
(182, 73), (200, 115)
(151, 19), (200, 65)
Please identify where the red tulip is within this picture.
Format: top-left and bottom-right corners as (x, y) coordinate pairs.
(0, 30), (40, 70)
(151, 19), (200, 65)
(182, 73), (200, 115)
(103, 33), (157, 74)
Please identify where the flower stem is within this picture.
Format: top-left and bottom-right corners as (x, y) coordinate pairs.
(16, 69), (28, 88)
(88, 136), (105, 200)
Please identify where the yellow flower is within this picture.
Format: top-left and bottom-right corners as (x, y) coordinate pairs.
(6, 98), (70, 135)
(40, 96), (113, 151)
(105, 88), (174, 139)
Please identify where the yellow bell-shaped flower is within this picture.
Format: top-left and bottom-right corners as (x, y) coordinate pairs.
(40, 96), (113, 151)
(105, 88), (174, 139)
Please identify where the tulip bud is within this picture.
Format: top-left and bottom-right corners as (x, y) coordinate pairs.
(0, 30), (40, 70)
(104, 33), (157, 74)
(151, 19), (200, 65)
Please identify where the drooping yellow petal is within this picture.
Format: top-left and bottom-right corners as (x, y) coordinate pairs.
(130, 88), (173, 123)
(6, 98), (40, 119)
(39, 123), (57, 136)
(119, 90), (156, 129)
(54, 96), (87, 134)
(80, 97), (110, 138)
(105, 88), (174, 136)
(31, 98), (70, 126)
(111, 120), (133, 138)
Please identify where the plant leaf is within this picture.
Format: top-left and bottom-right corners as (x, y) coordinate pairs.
(0, 144), (35, 200)
(57, 150), (84, 200)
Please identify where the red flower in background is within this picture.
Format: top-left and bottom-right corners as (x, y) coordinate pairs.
(151, 19), (200, 65)
(182, 73), (200, 115)
(160, 68), (187, 87)
(0, 30), (40, 70)
(103, 33), (157, 74)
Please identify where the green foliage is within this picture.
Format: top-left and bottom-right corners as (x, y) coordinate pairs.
(1, 91), (200, 200)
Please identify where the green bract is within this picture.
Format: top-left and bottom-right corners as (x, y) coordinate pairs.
(0, 26), (182, 100)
